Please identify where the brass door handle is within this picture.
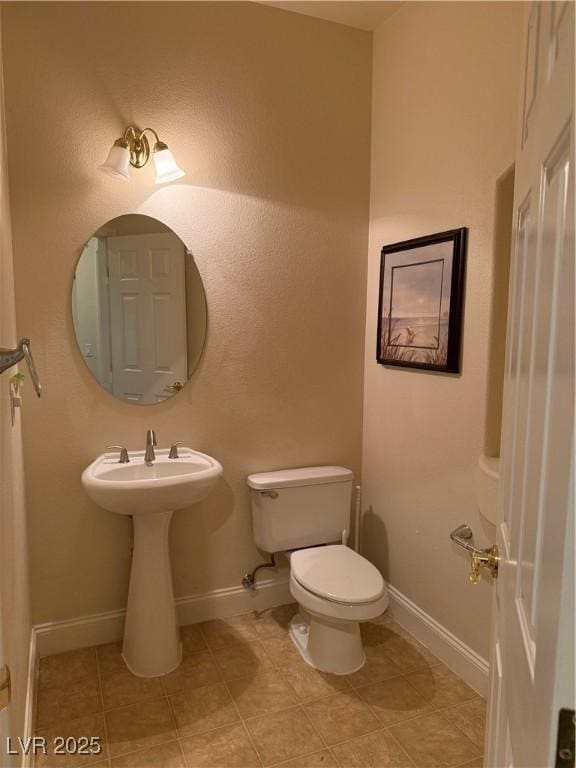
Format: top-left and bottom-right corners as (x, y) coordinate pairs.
(165, 381), (184, 394)
(450, 524), (499, 583)
(469, 545), (499, 583)
(0, 665), (11, 711)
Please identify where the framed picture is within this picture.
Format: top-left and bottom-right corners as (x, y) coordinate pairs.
(376, 228), (467, 373)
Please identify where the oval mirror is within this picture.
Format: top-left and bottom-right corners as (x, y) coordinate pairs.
(72, 214), (207, 405)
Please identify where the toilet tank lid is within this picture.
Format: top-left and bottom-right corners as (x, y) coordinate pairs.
(247, 466), (353, 490)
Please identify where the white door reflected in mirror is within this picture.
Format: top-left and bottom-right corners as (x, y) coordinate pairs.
(72, 214), (207, 405)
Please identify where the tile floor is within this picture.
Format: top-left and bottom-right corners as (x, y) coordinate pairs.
(34, 604), (486, 768)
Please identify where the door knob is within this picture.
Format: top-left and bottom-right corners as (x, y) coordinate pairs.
(469, 545), (499, 583)
(165, 381), (184, 394)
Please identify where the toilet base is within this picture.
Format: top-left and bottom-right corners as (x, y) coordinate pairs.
(289, 611), (366, 675)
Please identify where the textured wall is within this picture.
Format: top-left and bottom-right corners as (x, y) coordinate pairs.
(0, 15), (31, 751)
(363, 1), (524, 659)
(2, 2), (371, 624)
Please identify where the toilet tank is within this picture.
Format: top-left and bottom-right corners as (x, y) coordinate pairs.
(247, 466), (353, 553)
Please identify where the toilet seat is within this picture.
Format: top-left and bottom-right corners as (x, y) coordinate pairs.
(289, 572), (388, 624)
(291, 545), (385, 604)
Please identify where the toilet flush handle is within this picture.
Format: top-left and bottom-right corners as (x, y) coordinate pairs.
(259, 490), (279, 500)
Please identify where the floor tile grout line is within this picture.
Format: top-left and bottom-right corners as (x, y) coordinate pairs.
(296, 717), (421, 768)
(434, 706), (485, 756)
(97, 692), (168, 716)
(161, 674), (189, 768)
(104, 735), (179, 766)
(260, 705), (338, 768)
(94, 646), (112, 768)
(367, 705), (448, 732)
(383, 726), (420, 768)
(174, 738), (188, 768)
(330, 747), (345, 768)
(97, 646), (185, 766)
(264, 747), (340, 768)
(386, 711), (483, 766)
(435, 693), (483, 711)
(298, 698), (332, 750)
(162, 635), (230, 768)
(199, 620), (267, 768)
(318, 714), (475, 768)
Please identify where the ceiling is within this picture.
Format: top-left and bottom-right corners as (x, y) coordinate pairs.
(259, 2), (404, 31)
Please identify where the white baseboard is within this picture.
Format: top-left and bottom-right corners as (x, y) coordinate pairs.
(21, 629), (37, 768)
(31, 576), (488, 699)
(176, 577), (291, 626)
(387, 583), (489, 697)
(34, 577), (292, 658)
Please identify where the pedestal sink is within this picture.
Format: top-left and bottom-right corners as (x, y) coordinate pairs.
(82, 447), (223, 677)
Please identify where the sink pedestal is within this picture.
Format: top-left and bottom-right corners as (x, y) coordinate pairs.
(81, 447), (223, 676)
(122, 510), (181, 677)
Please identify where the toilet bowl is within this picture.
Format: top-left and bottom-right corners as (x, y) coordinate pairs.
(247, 465), (388, 675)
(288, 544), (388, 674)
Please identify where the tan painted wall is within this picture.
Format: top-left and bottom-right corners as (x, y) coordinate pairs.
(2, 3), (371, 624)
(0, 16), (31, 750)
(363, 2), (524, 659)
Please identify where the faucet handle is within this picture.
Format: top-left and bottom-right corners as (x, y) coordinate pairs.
(106, 445), (130, 463)
(168, 441), (185, 459)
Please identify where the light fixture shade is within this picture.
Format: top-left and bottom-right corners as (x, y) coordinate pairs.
(98, 143), (131, 180)
(153, 144), (185, 184)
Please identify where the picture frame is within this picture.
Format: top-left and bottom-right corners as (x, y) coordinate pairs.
(376, 228), (467, 373)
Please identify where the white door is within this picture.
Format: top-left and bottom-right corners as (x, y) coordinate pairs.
(486, 2), (574, 766)
(107, 233), (188, 404)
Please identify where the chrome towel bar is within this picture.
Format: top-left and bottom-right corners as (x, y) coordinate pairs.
(0, 338), (42, 397)
(450, 523), (499, 583)
(450, 523), (476, 553)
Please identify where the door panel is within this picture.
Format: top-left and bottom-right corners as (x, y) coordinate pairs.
(108, 233), (188, 403)
(487, 3), (574, 766)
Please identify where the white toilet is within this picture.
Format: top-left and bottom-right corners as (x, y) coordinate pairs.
(247, 466), (389, 675)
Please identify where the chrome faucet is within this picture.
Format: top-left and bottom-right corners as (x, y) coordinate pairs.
(145, 429), (157, 466)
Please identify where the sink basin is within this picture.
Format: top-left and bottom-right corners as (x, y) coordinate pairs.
(81, 446), (223, 678)
(82, 448), (223, 515)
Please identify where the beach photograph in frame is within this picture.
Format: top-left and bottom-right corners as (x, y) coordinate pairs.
(376, 228), (467, 373)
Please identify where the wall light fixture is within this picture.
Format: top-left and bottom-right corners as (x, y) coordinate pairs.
(99, 126), (185, 184)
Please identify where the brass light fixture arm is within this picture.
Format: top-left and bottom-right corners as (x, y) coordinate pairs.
(139, 127), (161, 143)
(117, 126), (166, 169)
